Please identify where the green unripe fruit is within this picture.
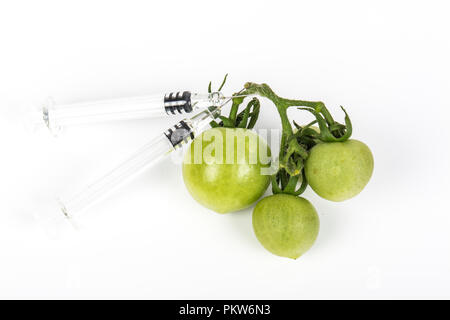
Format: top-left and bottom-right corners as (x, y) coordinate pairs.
(182, 127), (271, 214)
(305, 139), (374, 201)
(252, 194), (320, 259)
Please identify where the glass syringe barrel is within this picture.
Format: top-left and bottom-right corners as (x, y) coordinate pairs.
(39, 91), (224, 134)
(58, 106), (220, 219)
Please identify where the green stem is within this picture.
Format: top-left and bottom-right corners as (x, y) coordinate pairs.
(229, 100), (240, 124)
(283, 98), (321, 108)
(277, 105), (292, 160)
(243, 82), (327, 196)
(283, 175), (299, 194)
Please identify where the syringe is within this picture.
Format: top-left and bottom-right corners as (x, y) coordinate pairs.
(46, 94), (241, 224)
(28, 91), (230, 135)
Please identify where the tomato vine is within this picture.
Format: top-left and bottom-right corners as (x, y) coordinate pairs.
(241, 82), (353, 196)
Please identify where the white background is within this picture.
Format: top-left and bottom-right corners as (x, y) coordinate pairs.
(0, 0), (449, 299)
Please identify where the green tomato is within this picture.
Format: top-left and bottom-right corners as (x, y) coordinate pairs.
(252, 194), (320, 259)
(182, 127), (271, 213)
(305, 139), (374, 201)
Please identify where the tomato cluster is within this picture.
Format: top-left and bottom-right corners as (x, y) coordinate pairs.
(182, 79), (373, 259)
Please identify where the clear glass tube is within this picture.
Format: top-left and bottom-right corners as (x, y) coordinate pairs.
(28, 91), (225, 135)
(59, 134), (174, 218)
(49, 95), (166, 128)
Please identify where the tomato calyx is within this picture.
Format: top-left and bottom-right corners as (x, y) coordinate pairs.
(242, 82), (353, 196)
(298, 104), (352, 142)
(208, 74), (261, 129)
